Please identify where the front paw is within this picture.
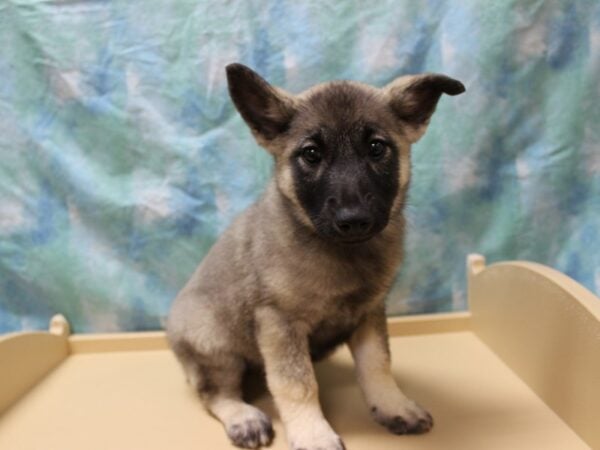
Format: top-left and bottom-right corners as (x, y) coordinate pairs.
(225, 405), (274, 448)
(289, 421), (345, 450)
(371, 399), (433, 435)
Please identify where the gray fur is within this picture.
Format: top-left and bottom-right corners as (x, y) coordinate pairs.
(167, 63), (464, 449)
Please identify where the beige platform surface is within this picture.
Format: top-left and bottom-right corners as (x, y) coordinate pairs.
(0, 331), (588, 450)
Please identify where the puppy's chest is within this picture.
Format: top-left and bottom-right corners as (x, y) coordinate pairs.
(264, 246), (392, 307)
(269, 265), (382, 323)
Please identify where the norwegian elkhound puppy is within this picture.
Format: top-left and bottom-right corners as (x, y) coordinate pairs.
(167, 63), (464, 450)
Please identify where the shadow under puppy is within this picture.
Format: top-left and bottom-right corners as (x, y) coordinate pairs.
(167, 63), (464, 450)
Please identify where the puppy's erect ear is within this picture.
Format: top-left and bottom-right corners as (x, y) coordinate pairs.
(384, 73), (465, 143)
(226, 63), (296, 144)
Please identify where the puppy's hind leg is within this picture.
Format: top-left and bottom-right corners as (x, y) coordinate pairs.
(172, 341), (274, 449)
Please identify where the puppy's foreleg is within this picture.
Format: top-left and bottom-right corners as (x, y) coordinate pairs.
(256, 307), (345, 450)
(349, 306), (433, 435)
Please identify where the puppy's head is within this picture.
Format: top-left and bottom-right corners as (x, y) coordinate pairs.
(226, 63), (464, 244)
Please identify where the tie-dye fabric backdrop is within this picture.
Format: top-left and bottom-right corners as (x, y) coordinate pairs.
(1, 1), (599, 333)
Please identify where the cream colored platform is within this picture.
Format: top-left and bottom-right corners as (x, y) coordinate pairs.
(1, 254), (599, 450)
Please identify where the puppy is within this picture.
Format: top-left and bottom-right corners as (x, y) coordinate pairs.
(167, 63), (464, 450)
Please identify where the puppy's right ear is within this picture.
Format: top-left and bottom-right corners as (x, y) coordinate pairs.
(226, 63), (296, 143)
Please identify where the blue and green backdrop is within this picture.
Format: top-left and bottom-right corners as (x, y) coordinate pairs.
(1, 0), (598, 332)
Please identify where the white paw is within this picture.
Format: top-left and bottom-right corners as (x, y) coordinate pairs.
(288, 420), (345, 450)
(225, 405), (274, 449)
(370, 396), (433, 435)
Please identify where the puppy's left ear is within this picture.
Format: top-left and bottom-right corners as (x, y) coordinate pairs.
(384, 73), (465, 143)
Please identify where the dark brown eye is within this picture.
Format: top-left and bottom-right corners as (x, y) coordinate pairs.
(369, 140), (387, 160)
(301, 146), (322, 165)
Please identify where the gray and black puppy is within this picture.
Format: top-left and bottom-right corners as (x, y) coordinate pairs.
(167, 63), (464, 450)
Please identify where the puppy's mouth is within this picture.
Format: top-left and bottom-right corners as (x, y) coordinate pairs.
(335, 234), (376, 245)
(321, 228), (380, 245)
(311, 224), (377, 245)
(309, 216), (387, 245)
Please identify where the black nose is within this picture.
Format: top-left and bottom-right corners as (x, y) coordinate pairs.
(334, 207), (373, 238)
